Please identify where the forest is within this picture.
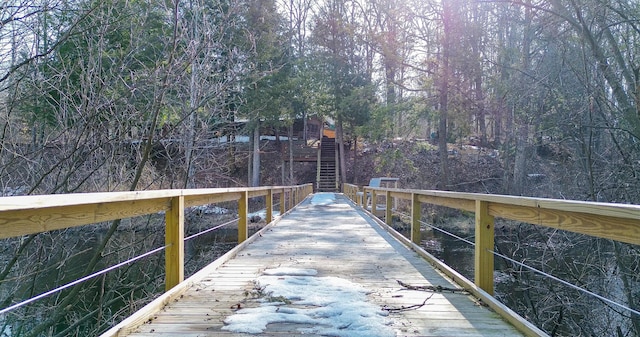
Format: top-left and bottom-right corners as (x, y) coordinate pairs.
(0, 0), (639, 336)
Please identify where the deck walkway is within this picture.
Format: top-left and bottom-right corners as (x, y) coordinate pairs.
(114, 193), (523, 336)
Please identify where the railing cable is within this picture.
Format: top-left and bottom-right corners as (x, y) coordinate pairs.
(488, 248), (640, 317)
(387, 208), (639, 317)
(0, 245), (168, 315)
(4, 210), (280, 314)
(390, 209), (475, 246)
(184, 218), (239, 241)
(419, 219), (475, 246)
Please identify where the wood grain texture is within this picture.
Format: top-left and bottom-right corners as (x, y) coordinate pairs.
(0, 184), (312, 239)
(183, 192), (241, 208)
(237, 192), (248, 244)
(266, 189), (273, 224)
(417, 194), (476, 212)
(475, 200), (495, 295)
(165, 196), (185, 290)
(386, 190), (393, 225)
(411, 193), (421, 244)
(355, 186), (639, 245)
(488, 203), (640, 246)
(0, 198), (171, 239)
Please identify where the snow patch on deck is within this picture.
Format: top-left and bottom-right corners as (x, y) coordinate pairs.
(262, 267), (318, 276)
(222, 268), (394, 336)
(310, 193), (336, 206)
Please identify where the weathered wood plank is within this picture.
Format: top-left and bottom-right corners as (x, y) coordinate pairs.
(0, 197), (171, 239)
(165, 196), (185, 290)
(475, 200), (495, 294)
(0, 185), (313, 239)
(488, 202), (640, 246)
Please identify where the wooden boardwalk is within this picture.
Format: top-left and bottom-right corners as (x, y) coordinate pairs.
(112, 193), (524, 337)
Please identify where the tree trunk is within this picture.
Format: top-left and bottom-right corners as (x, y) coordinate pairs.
(251, 123), (260, 187)
(438, 0), (453, 189)
(472, 2), (486, 146)
(184, 0), (199, 189)
(353, 135), (358, 184)
(554, 0), (640, 139)
(386, 63), (397, 137)
(510, 1), (533, 196)
(303, 112), (308, 142)
(184, 102), (197, 189)
(512, 124), (529, 196)
(612, 241), (640, 336)
(336, 118), (347, 188)
(288, 124), (294, 183)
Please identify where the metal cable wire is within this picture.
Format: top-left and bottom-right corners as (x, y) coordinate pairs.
(184, 218), (239, 241)
(390, 209), (409, 219)
(389, 209), (640, 317)
(0, 245), (168, 315)
(489, 248), (640, 317)
(391, 209), (475, 246)
(419, 219), (476, 246)
(1, 203), (283, 315)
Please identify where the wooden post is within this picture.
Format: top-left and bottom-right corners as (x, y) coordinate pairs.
(165, 196), (184, 291)
(316, 143), (321, 192)
(288, 188), (293, 210)
(238, 191), (248, 243)
(279, 190), (285, 215)
(371, 189), (377, 216)
(266, 189), (273, 224)
(292, 187), (296, 206)
(411, 193), (421, 244)
(475, 200), (495, 295)
(385, 191), (393, 225)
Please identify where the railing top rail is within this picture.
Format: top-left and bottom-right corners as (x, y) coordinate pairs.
(347, 182), (638, 336)
(0, 184), (312, 240)
(358, 185), (640, 246)
(0, 185), (308, 212)
(362, 186), (640, 220)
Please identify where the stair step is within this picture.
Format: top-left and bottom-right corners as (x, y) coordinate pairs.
(317, 137), (338, 192)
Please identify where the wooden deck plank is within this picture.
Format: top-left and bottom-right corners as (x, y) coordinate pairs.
(112, 194), (527, 337)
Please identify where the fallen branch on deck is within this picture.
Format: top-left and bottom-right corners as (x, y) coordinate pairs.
(382, 293), (434, 312)
(396, 280), (468, 294)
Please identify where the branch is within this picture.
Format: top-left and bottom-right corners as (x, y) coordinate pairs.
(382, 293), (434, 312)
(0, 3), (101, 84)
(396, 279), (468, 293)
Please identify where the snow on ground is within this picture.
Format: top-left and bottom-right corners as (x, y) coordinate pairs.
(247, 209), (281, 221)
(189, 205), (229, 215)
(310, 193), (336, 206)
(213, 135), (292, 143)
(0, 324), (11, 337)
(222, 268), (395, 336)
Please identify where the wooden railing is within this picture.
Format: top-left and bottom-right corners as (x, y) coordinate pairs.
(343, 183), (640, 336)
(0, 184), (313, 291)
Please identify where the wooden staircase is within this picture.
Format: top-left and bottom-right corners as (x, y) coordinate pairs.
(317, 138), (337, 192)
